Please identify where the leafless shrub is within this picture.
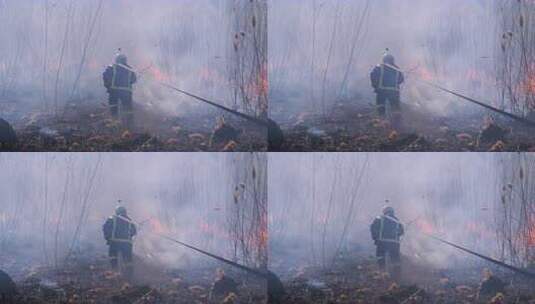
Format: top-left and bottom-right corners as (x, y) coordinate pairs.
(497, 0), (535, 115)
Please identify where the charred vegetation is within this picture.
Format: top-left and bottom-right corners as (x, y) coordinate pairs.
(0, 153), (269, 303)
(269, 1), (535, 152)
(0, 1), (269, 151)
(269, 153), (535, 303)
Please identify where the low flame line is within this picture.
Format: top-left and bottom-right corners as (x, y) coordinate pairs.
(423, 232), (535, 279)
(384, 63), (535, 128)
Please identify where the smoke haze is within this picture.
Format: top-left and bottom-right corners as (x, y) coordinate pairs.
(0, 152), (266, 275)
(268, 153), (526, 272)
(0, 0), (236, 117)
(269, 0), (499, 116)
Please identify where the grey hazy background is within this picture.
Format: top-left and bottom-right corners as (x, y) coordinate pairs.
(0, 0), (235, 116)
(269, 0), (500, 117)
(268, 153), (529, 272)
(0, 153), (266, 273)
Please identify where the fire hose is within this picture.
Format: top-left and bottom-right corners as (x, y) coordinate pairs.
(157, 233), (269, 278)
(157, 233), (286, 303)
(115, 63), (284, 150)
(422, 232), (535, 280)
(117, 215), (265, 277)
(383, 63), (535, 128)
(114, 214), (285, 302)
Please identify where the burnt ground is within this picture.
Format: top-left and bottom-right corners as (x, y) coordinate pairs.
(0, 99), (267, 152)
(272, 99), (535, 152)
(270, 250), (535, 304)
(0, 251), (267, 304)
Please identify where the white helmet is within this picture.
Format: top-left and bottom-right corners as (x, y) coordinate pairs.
(115, 53), (128, 65)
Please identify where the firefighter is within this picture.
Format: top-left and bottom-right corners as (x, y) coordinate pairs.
(102, 51), (137, 128)
(370, 50), (405, 120)
(103, 206), (137, 275)
(370, 205), (404, 277)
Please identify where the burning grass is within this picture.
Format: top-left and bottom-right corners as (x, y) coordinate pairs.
(1, 252), (266, 304)
(1, 99), (267, 152)
(271, 251), (535, 304)
(273, 100), (535, 152)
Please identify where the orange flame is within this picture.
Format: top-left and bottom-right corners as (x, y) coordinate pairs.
(416, 219), (435, 235)
(417, 67), (435, 82)
(149, 67), (171, 82)
(257, 64), (269, 97)
(528, 215), (535, 246)
(150, 218), (169, 234)
(525, 76), (535, 95)
(198, 219), (233, 241)
(528, 228), (535, 246)
(87, 58), (100, 71)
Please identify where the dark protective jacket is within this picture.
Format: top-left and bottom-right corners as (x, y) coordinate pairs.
(0, 118), (17, 146)
(103, 215), (137, 244)
(103, 64), (137, 92)
(371, 214), (404, 243)
(370, 64), (404, 92)
(0, 269), (17, 300)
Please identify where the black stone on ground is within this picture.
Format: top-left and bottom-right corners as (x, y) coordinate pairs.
(0, 269), (17, 301)
(267, 118), (284, 151)
(478, 275), (506, 297)
(210, 274), (239, 299)
(211, 121), (242, 146)
(479, 123), (508, 144)
(265, 270), (285, 304)
(0, 118), (17, 149)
